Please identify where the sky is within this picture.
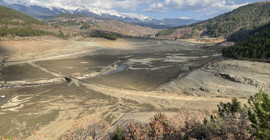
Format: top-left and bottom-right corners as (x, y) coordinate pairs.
(111, 0), (267, 20)
(28, 0), (267, 20)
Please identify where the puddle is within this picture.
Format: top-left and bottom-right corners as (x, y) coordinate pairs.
(127, 58), (162, 65)
(98, 65), (127, 77)
(164, 56), (200, 63)
(213, 54), (222, 57)
(80, 62), (89, 64)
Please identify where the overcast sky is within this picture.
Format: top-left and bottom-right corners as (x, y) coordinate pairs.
(30, 0), (267, 20)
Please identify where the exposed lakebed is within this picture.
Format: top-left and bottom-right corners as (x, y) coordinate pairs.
(0, 39), (235, 138)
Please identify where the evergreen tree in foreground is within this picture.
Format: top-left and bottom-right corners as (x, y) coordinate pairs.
(248, 90), (270, 139)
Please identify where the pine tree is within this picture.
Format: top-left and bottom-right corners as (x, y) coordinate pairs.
(248, 90), (270, 139)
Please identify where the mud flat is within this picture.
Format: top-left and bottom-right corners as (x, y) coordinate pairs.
(0, 38), (265, 139)
(0, 63), (56, 81)
(160, 58), (270, 97)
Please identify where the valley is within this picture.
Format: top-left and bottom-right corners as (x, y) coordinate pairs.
(0, 1), (269, 139)
(0, 37), (268, 138)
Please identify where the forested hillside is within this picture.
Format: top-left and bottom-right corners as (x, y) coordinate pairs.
(157, 2), (270, 39)
(0, 5), (43, 25)
(156, 28), (176, 37)
(193, 2), (270, 38)
(222, 23), (270, 61)
(0, 6), (66, 38)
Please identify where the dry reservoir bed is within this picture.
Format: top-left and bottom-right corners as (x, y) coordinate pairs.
(0, 39), (268, 138)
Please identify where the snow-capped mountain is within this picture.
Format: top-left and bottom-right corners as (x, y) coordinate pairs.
(2, 0), (31, 6)
(0, 0), (200, 28)
(0, 0), (152, 21)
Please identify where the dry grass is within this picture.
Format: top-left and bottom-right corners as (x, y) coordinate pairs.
(5, 110), (252, 140)
(60, 118), (110, 140)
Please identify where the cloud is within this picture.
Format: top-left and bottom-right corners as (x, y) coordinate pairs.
(192, 0), (248, 17)
(164, 0), (248, 11)
(88, 0), (144, 11)
(144, 2), (167, 12)
(28, 0), (148, 11)
(144, 0), (251, 18)
(179, 16), (192, 20)
(114, 0), (154, 11)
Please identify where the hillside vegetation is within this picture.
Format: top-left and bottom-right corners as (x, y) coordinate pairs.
(0, 5), (43, 25)
(156, 28), (176, 37)
(89, 31), (121, 40)
(195, 2), (270, 38)
(46, 13), (159, 39)
(157, 2), (270, 39)
(222, 23), (270, 61)
(0, 6), (68, 38)
(0, 26), (51, 37)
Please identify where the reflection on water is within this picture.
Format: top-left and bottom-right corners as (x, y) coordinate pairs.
(213, 53), (222, 57)
(98, 65), (127, 77)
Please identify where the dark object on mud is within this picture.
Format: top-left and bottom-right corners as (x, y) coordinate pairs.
(65, 76), (72, 83)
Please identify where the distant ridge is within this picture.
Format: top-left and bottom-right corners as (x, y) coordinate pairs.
(0, 0), (200, 28)
(0, 6), (65, 38)
(49, 13), (88, 19)
(193, 1), (270, 38)
(0, 5), (42, 25)
(158, 2), (270, 39)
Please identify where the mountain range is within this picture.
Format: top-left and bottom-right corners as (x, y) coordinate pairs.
(0, 0), (200, 28)
(0, 4), (161, 39)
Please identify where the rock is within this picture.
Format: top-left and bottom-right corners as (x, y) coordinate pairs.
(218, 73), (264, 88)
(1, 95), (5, 99)
(64, 77), (72, 83)
(217, 89), (224, 93)
(200, 86), (209, 92)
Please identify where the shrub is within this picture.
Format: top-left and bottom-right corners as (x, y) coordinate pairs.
(90, 31), (120, 40)
(148, 113), (175, 138)
(80, 24), (91, 30)
(112, 124), (125, 140)
(218, 97), (243, 118)
(61, 118), (110, 140)
(124, 121), (147, 140)
(248, 90), (270, 139)
(182, 98), (251, 139)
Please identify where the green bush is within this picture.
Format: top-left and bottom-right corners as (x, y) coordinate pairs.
(183, 98), (251, 139)
(80, 23), (91, 30)
(248, 90), (270, 139)
(112, 125), (124, 140)
(90, 31), (120, 40)
(218, 97), (242, 118)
